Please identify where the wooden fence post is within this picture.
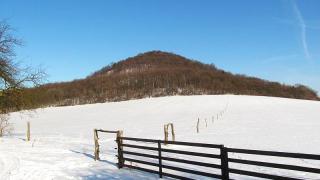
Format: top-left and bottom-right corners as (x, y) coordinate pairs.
(27, 121), (30, 141)
(94, 129), (100, 161)
(197, 118), (200, 133)
(158, 140), (163, 178)
(164, 123), (175, 144)
(220, 145), (230, 180)
(164, 124), (168, 145)
(170, 123), (175, 142)
(117, 130), (124, 168)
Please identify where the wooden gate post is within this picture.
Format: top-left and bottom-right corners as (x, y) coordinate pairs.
(220, 145), (230, 180)
(94, 129), (100, 161)
(27, 121), (30, 141)
(116, 130), (124, 168)
(170, 123), (175, 142)
(164, 123), (175, 144)
(164, 124), (168, 144)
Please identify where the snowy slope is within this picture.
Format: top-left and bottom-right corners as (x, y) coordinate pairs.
(1, 95), (320, 179)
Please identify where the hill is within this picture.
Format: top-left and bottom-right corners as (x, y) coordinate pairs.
(23, 51), (319, 108)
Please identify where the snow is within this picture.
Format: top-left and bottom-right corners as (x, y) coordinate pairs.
(1, 95), (320, 179)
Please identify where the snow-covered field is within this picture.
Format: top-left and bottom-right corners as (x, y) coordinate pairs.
(1, 95), (320, 179)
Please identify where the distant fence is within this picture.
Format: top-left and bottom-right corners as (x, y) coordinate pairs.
(115, 136), (320, 180)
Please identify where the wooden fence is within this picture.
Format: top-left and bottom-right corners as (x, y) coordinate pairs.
(115, 136), (320, 180)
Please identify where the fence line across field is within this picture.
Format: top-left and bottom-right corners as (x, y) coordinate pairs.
(115, 136), (320, 180)
(92, 129), (320, 179)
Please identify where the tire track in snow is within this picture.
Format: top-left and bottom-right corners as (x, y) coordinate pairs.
(0, 152), (20, 180)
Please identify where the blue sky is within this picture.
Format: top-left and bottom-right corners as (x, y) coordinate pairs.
(1, 0), (320, 93)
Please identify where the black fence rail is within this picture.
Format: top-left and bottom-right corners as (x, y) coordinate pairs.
(227, 147), (320, 180)
(115, 137), (320, 180)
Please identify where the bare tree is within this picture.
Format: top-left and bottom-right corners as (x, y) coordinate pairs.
(0, 20), (45, 136)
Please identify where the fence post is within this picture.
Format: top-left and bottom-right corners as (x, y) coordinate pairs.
(220, 145), (229, 180)
(27, 121), (31, 141)
(157, 140), (163, 178)
(170, 123), (175, 142)
(164, 124), (168, 145)
(117, 130), (124, 168)
(197, 118), (200, 133)
(94, 129), (100, 161)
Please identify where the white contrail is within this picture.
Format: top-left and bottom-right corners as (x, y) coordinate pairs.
(292, 1), (311, 59)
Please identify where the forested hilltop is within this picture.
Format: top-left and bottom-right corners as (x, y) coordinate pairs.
(22, 51), (319, 108)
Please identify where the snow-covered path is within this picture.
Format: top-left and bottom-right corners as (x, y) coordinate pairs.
(1, 95), (320, 179)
